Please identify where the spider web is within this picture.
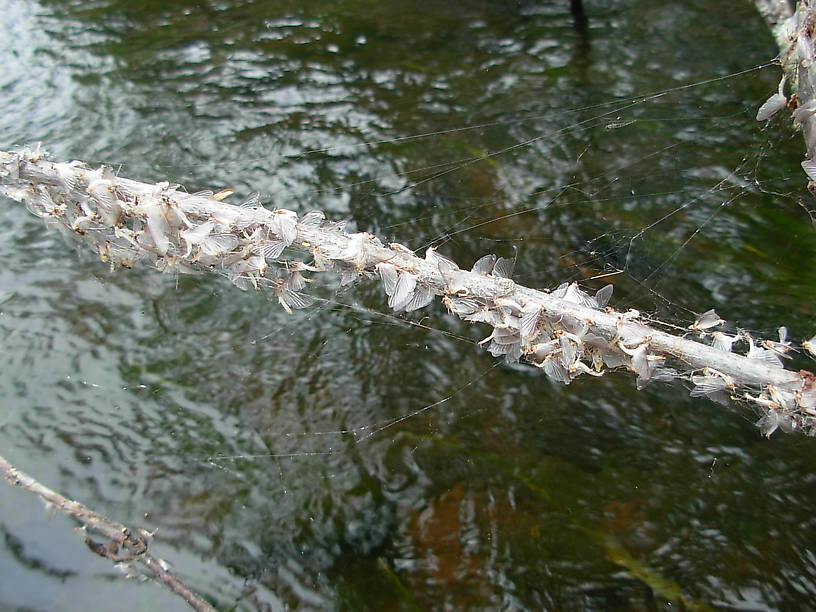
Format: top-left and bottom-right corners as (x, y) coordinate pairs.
(125, 59), (813, 464)
(2, 1), (816, 609)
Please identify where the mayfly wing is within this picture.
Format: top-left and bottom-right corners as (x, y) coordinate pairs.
(389, 272), (417, 311)
(201, 233), (239, 257)
(282, 288), (314, 310)
(492, 256), (515, 279)
(551, 282), (569, 298)
(559, 335), (576, 366)
(542, 356), (570, 384)
(404, 285), (434, 312)
(377, 263), (398, 297)
(594, 284), (613, 308)
(690, 308), (723, 330)
(237, 192), (259, 207)
(689, 374), (728, 397)
(300, 211), (325, 229)
(425, 247), (459, 273)
(710, 331), (736, 353)
(252, 240), (287, 261)
(802, 160), (816, 183)
(471, 254), (496, 275)
(756, 92), (787, 121)
(284, 270), (306, 292)
(144, 201), (171, 255)
(181, 220), (215, 245)
(519, 304), (540, 340)
(445, 296), (480, 316)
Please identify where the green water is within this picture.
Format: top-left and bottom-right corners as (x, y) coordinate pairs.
(1, 0), (815, 609)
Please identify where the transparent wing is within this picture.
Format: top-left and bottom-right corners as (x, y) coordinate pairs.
(471, 254), (496, 275)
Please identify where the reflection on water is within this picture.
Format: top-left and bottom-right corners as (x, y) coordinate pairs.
(2, 0), (816, 609)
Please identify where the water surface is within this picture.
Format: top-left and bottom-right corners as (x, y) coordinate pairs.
(1, 0), (815, 609)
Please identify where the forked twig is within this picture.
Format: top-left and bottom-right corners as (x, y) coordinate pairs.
(0, 454), (216, 612)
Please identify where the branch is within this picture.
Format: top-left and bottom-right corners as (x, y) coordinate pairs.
(0, 454), (216, 612)
(1, 147), (814, 437)
(754, 1), (816, 182)
(754, 0), (794, 54)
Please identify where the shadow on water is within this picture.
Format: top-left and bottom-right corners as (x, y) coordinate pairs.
(2, 0), (816, 609)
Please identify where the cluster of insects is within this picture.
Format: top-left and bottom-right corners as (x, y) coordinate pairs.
(1, 146), (814, 436)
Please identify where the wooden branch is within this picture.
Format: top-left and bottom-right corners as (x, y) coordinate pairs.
(754, 0), (794, 54)
(1, 147), (814, 437)
(0, 454), (216, 612)
(754, 1), (816, 182)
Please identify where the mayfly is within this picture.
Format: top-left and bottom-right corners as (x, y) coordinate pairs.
(756, 75), (787, 121)
(425, 246), (458, 273)
(382, 262), (433, 312)
(268, 209), (298, 246)
(299, 210), (325, 229)
(86, 178), (124, 226)
(283, 260), (319, 292)
(761, 326), (792, 358)
(755, 408), (794, 437)
(619, 339), (653, 384)
(377, 262), (398, 297)
(326, 232), (368, 272)
(743, 332), (783, 368)
(228, 255), (267, 291)
(270, 276), (314, 314)
(140, 193), (192, 256)
(710, 331), (738, 353)
(22, 185), (58, 219)
(442, 295), (481, 318)
(803, 334), (816, 357)
(688, 309), (724, 332)
(690, 368), (734, 400)
(180, 221), (215, 257)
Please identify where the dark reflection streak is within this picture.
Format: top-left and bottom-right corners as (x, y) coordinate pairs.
(571, 0), (588, 34)
(0, 524), (76, 580)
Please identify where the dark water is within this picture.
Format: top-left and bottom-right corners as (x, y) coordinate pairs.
(2, 0), (816, 609)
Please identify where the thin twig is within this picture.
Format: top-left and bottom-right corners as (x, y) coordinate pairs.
(0, 454), (216, 612)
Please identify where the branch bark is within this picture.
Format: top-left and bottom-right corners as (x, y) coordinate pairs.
(1, 147), (814, 436)
(0, 454), (216, 612)
(754, 1), (816, 181)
